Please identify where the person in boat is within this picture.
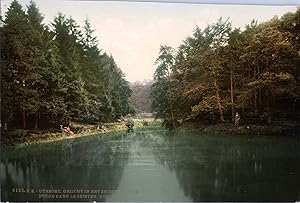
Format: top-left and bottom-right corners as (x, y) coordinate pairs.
(126, 119), (134, 133)
(142, 120), (148, 126)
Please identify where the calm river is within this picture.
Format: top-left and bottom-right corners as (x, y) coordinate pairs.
(1, 127), (299, 202)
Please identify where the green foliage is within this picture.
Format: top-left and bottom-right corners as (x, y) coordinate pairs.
(151, 10), (300, 125)
(1, 0), (133, 130)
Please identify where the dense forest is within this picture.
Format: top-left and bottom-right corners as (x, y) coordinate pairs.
(130, 81), (153, 113)
(1, 0), (299, 133)
(1, 0), (134, 130)
(151, 9), (300, 128)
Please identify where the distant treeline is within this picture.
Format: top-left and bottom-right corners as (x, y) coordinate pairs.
(1, 1), (134, 130)
(130, 81), (153, 113)
(151, 9), (300, 127)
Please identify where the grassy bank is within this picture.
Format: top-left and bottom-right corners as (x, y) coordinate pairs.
(179, 120), (299, 136)
(2, 118), (297, 149)
(1, 118), (162, 148)
(1, 122), (125, 148)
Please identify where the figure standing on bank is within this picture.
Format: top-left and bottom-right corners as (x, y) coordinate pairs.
(235, 112), (240, 127)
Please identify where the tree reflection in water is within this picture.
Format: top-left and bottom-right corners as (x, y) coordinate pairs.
(1, 129), (299, 202)
(145, 130), (300, 202)
(1, 133), (130, 202)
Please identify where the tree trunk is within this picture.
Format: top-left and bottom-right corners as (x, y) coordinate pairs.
(254, 92), (258, 116)
(253, 59), (258, 116)
(65, 116), (71, 127)
(21, 111), (26, 129)
(214, 79), (224, 122)
(266, 88), (273, 114)
(211, 54), (225, 123)
(230, 68), (235, 122)
(167, 76), (175, 128)
(242, 102), (245, 115)
(34, 111), (39, 130)
(257, 62), (262, 114)
(170, 101), (175, 128)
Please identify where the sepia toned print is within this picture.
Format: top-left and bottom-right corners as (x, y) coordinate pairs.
(1, 0), (299, 202)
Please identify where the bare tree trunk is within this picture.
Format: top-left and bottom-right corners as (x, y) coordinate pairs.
(259, 88), (262, 113)
(21, 111), (26, 129)
(257, 62), (262, 114)
(242, 102), (245, 115)
(214, 79), (224, 122)
(170, 101), (175, 128)
(254, 92), (258, 116)
(254, 59), (258, 116)
(230, 68), (235, 122)
(167, 74), (175, 128)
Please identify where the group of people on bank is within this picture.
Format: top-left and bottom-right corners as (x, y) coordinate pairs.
(60, 125), (75, 136)
(59, 111), (272, 137)
(60, 117), (135, 137)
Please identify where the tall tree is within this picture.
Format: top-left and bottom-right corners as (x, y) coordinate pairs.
(1, 0), (134, 131)
(26, 1), (50, 129)
(152, 45), (177, 127)
(52, 13), (89, 122)
(182, 18), (232, 122)
(2, 0), (42, 129)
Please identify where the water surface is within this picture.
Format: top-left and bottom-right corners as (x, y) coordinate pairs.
(1, 128), (299, 201)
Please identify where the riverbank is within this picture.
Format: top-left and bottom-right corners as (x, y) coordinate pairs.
(0, 122), (119, 148)
(1, 118), (298, 148)
(0, 118), (162, 148)
(179, 120), (299, 136)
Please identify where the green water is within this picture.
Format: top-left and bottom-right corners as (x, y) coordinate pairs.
(1, 128), (300, 202)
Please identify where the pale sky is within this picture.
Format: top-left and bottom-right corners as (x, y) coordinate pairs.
(1, 0), (299, 82)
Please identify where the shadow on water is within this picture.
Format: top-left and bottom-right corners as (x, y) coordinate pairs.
(1, 128), (300, 202)
(1, 132), (131, 201)
(150, 131), (300, 202)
